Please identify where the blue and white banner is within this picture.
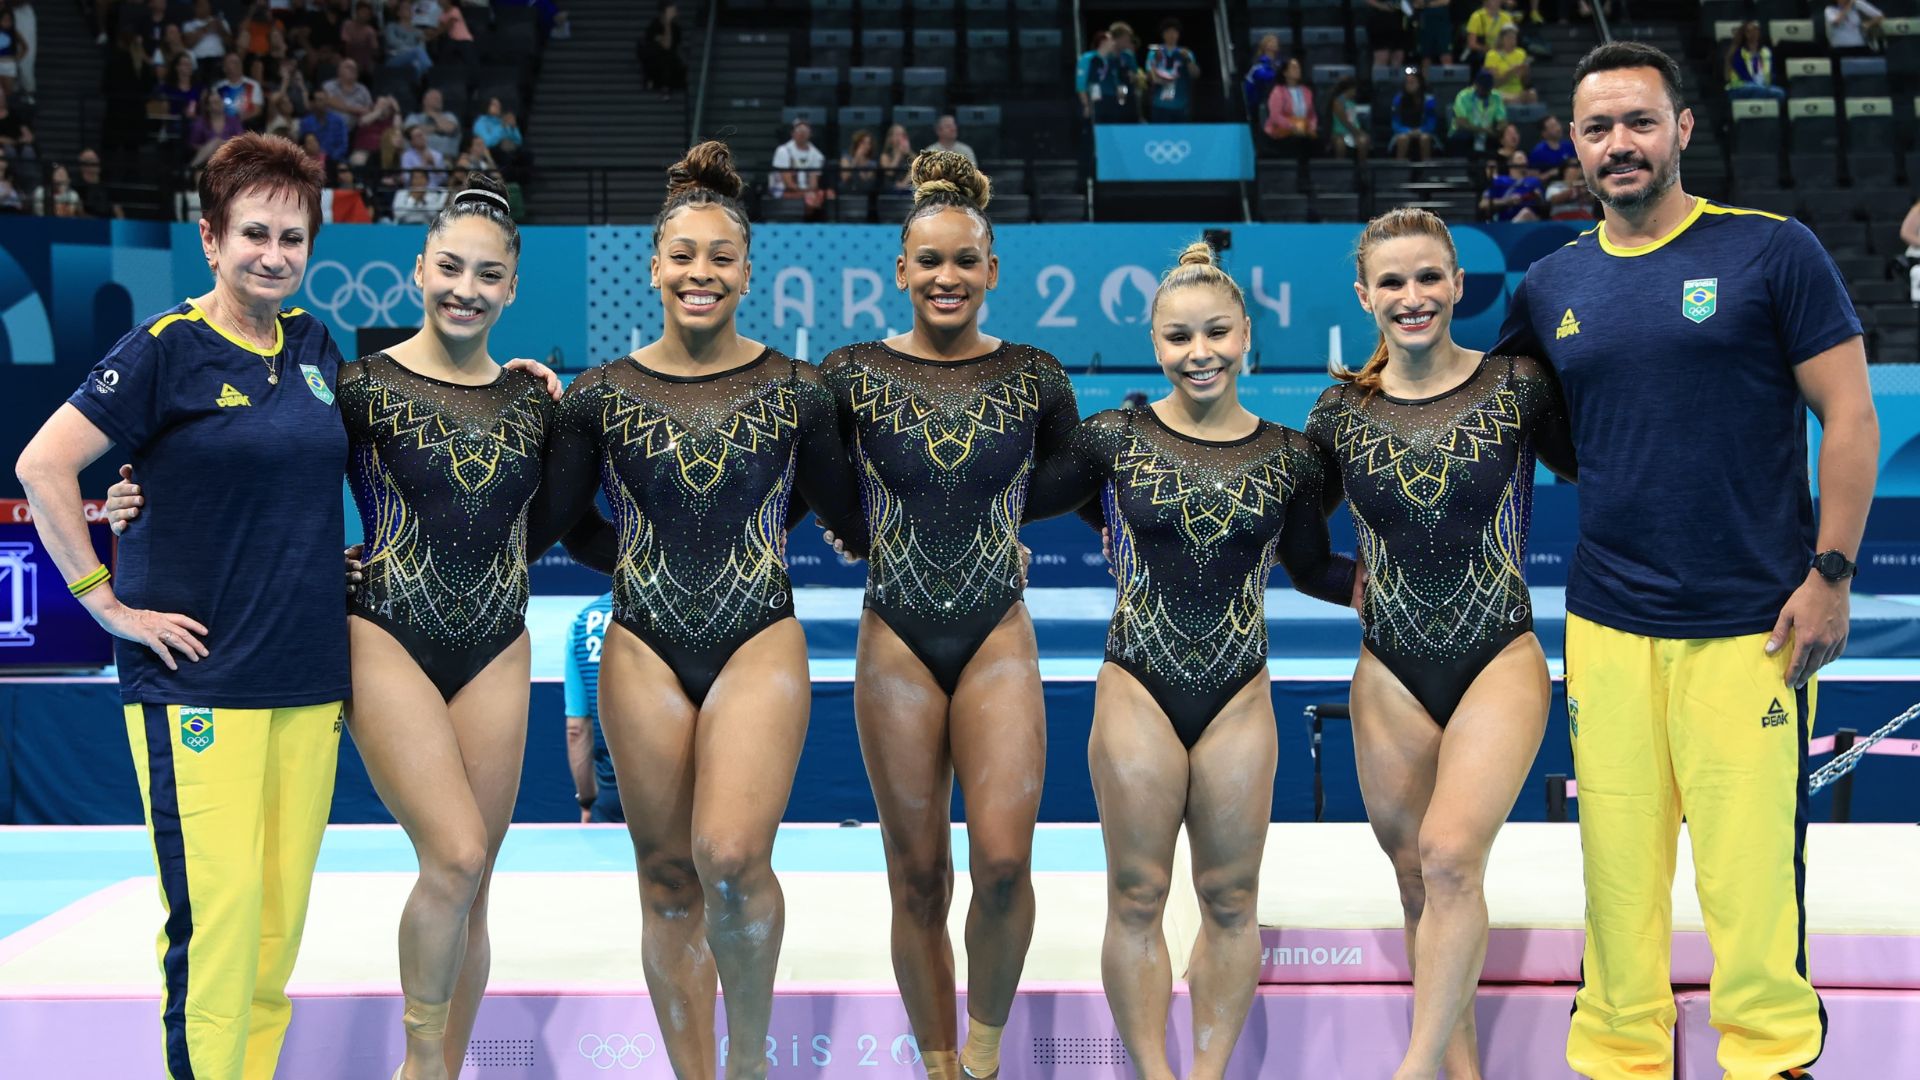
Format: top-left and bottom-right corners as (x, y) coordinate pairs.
(1094, 123), (1256, 182)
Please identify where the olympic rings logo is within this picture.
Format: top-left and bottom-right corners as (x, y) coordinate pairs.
(578, 1033), (658, 1070)
(1143, 140), (1193, 165)
(302, 260), (422, 328)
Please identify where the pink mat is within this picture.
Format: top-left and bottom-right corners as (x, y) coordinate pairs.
(1258, 926), (1920, 989)
(0, 984), (1583, 1078)
(1676, 988), (1920, 1080)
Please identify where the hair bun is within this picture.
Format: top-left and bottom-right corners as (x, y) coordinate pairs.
(1177, 240), (1216, 269)
(667, 140), (744, 201)
(452, 170), (509, 208)
(909, 149), (991, 211)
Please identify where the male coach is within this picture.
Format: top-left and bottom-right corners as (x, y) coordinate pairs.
(1495, 41), (1879, 1080)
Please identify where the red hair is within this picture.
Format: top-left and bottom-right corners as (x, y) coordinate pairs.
(1338, 208), (1459, 397)
(198, 132), (325, 240)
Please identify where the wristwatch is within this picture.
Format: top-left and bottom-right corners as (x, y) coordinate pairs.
(1812, 550), (1858, 582)
(577, 793), (596, 810)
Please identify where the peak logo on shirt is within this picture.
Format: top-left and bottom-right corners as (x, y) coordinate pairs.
(1683, 278), (1718, 324)
(1761, 698), (1790, 729)
(1555, 308), (1580, 340)
(215, 384), (252, 408)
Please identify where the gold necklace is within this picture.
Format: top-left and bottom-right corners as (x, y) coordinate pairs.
(208, 297), (280, 382)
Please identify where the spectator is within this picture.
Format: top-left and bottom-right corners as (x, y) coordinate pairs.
(1544, 159), (1594, 221)
(1328, 75), (1371, 163)
(1575, 0), (1621, 18)
(181, 0), (230, 80)
(326, 158), (372, 221)
(321, 57), (372, 121)
(1391, 71), (1441, 160)
(214, 52), (263, 122)
(305, 0), (348, 68)
(1076, 31), (1128, 124)
(340, 1), (380, 72)
(838, 126), (878, 196)
(462, 133), (497, 173)
(381, 2), (432, 78)
(102, 32), (154, 166)
(33, 161), (77, 216)
(1480, 150), (1543, 221)
(1484, 26), (1537, 104)
(155, 52), (201, 131)
(390, 166), (442, 222)
(497, 0), (571, 41)
(1414, 0), (1453, 70)
(252, 47), (306, 114)
(1528, 114), (1576, 173)
(263, 90), (299, 137)
(1263, 56), (1317, 160)
(0, 152), (20, 212)
(1492, 120), (1522, 164)
(1447, 69), (1507, 156)
(10, 0), (34, 98)
(1364, 0), (1408, 69)
(926, 114), (976, 165)
(0, 84), (31, 154)
(131, 0), (174, 56)
(1108, 22), (1143, 118)
(1725, 22), (1785, 101)
(399, 123), (446, 185)
(403, 86), (461, 158)
(1144, 18), (1200, 123)
(638, 3), (686, 96)
(472, 96), (522, 152)
(1243, 34), (1284, 124)
(151, 23), (188, 74)
(299, 89), (349, 163)
(299, 129), (327, 169)
(73, 149), (117, 218)
(187, 86), (243, 167)
(240, 0), (280, 60)
(1825, 0), (1883, 58)
(879, 121), (913, 189)
(564, 592), (620, 823)
(374, 122), (405, 183)
(1463, 0), (1516, 73)
(770, 117), (827, 214)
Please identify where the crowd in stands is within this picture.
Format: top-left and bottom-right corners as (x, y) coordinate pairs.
(766, 112), (977, 220)
(1075, 19), (1204, 125)
(68, 0), (566, 225)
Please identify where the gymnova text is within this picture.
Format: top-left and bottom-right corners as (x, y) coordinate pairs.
(1262, 945), (1366, 967)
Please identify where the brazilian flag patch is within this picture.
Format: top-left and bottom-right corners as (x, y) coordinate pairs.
(1682, 278), (1717, 324)
(299, 364), (335, 406)
(180, 708), (214, 754)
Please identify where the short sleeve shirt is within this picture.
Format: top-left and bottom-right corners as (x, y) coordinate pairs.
(67, 301), (351, 707)
(564, 593), (616, 791)
(1493, 200), (1863, 637)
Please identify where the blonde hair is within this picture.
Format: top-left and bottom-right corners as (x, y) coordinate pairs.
(901, 149), (993, 244)
(1149, 239), (1247, 323)
(1336, 208), (1459, 396)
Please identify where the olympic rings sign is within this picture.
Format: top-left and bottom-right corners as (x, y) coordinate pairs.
(302, 260), (422, 328)
(1142, 140), (1193, 165)
(577, 1033), (658, 1070)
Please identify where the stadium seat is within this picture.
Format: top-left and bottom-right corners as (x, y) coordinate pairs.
(1312, 64), (1356, 91)
(956, 104), (1002, 158)
(832, 192), (874, 222)
(966, 30), (1011, 86)
(994, 192), (1033, 222)
(911, 0), (958, 32)
(1301, 28), (1346, 68)
(1788, 97), (1840, 185)
(1785, 58), (1832, 100)
(862, 30), (905, 69)
(1885, 16), (1920, 74)
(1311, 159), (1359, 194)
(1014, 0), (1061, 20)
(836, 105), (885, 138)
(1311, 191), (1362, 222)
(912, 30), (957, 70)
(811, 29), (854, 68)
(892, 105), (938, 147)
(1730, 97), (1783, 154)
(848, 67), (895, 108)
(1298, 0), (1344, 25)
(793, 68), (841, 111)
(860, 0), (905, 31)
(811, 0), (853, 31)
(1018, 29), (1065, 89)
(1768, 19), (1817, 50)
(761, 197), (809, 222)
(1846, 98), (1898, 184)
(1249, 2), (1295, 22)
(964, 0), (1010, 32)
(1252, 27), (1296, 53)
(902, 68), (948, 109)
(1840, 56), (1890, 98)
(782, 104), (833, 143)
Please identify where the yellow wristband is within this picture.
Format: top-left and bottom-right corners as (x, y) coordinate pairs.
(68, 566), (110, 598)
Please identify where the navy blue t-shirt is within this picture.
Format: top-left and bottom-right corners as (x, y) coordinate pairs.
(1494, 199), (1862, 638)
(68, 300), (352, 707)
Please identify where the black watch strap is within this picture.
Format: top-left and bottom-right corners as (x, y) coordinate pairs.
(1813, 550), (1857, 581)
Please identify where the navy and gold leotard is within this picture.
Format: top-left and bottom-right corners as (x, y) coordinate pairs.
(1029, 407), (1355, 747)
(1305, 353), (1576, 724)
(535, 348), (867, 707)
(343, 353), (564, 700)
(820, 340), (1079, 693)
